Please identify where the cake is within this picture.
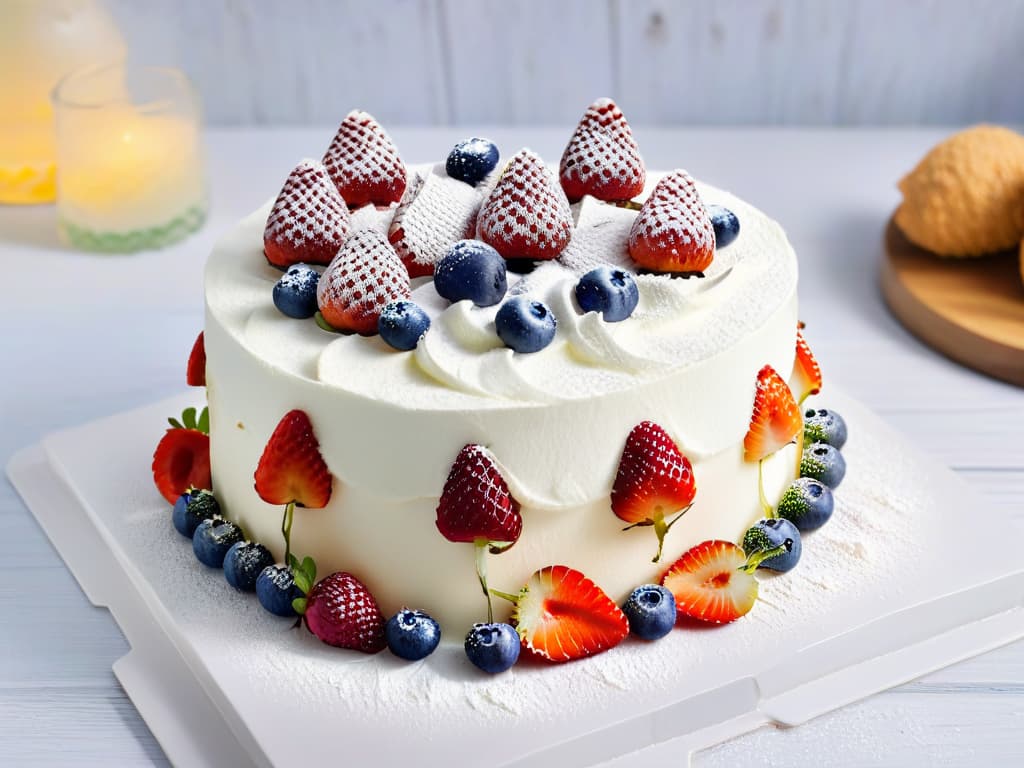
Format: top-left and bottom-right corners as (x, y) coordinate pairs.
(154, 98), (849, 669)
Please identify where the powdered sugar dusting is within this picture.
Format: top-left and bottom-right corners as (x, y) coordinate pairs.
(560, 97), (645, 202)
(263, 158), (351, 267)
(322, 110), (407, 208)
(628, 170), (716, 272)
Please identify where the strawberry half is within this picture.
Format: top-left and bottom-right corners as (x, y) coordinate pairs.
(316, 229), (411, 335)
(743, 364), (803, 462)
(152, 407), (211, 504)
(628, 170), (715, 273)
(186, 331), (206, 387)
(264, 159), (351, 268)
(611, 421), (697, 562)
(322, 109), (406, 208)
(435, 444), (522, 547)
(477, 149), (573, 260)
(303, 571), (386, 653)
(253, 410), (332, 508)
(559, 97), (645, 203)
(512, 565), (629, 662)
(790, 329), (822, 404)
(661, 540), (758, 624)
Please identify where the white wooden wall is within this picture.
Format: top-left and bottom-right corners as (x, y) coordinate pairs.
(104, 0), (1024, 126)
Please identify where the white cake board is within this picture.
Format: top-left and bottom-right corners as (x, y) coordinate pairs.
(8, 389), (1024, 768)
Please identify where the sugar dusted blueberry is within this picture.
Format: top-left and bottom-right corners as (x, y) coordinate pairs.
(708, 204), (740, 249)
(575, 266), (640, 322)
(273, 263), (320, 319)
(742, 518), (802, 573)
(495, 296), (557, 353)
(464, 622), (520, 674)
(223, 541), (275, 591)
(174, 488), (220, 539)
(622, 584), (676, 640)
(446, 138), (500, 187)
(434, 240), (507, 307)
(777, 477), (834, 531)
(800, 442), (847, 488)
(192, 516), (244, 568)
(378, 300), (431, 351)
(804, 408), (848, 449)
(256, 564), (303, 617)
(385, 609), (442, 661)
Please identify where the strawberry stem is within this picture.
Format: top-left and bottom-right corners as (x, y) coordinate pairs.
(613, 199), (644, 211)
(475, 538), (493, 623)
(281, 501), (295, 565)
(757, 459), (775, 519)
(740, 541), (792, 573)
(489, 588), (520, 604)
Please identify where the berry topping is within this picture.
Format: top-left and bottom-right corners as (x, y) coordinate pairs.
(316, 229), (411, 335)
(510, 565), (629, 663)
(223, 541), (275, 592)
(622, 584), (677, 641)
(574, 266), (640, 322)
(743, 365), (802, 462)
(464, 622), (520, 674)
(172, 487), (220, 539)
(186, 331), (206, 387)
(446, 138), (501, 187)
(263, 159), (351, 268)
(628, 170), (715, 274)
(435, 445), (522, 548)
(661, 540), (758, 624)
(495, 296), (557, 353)
(804, 408), (848, 449)
(152, 407), (211, 505)
(256, 564), (303, 618)
(434, 240), (508, 307)
(273, 264), (320, 319)
(742, 518), (802, 573)
(777, 476), (835, 531)
(559, 97), (645, 203)
(322, 109), (406, 208)
(791, 329), (823, 404)
(253, 410), (332, 508)
(707, 204), (740, 249)
(302, 572), (386, 653)
(800, 442), (847, 489)
(378, 300), (431, 351)
(477, 149), (573, 260)
(611, 421), (697, 563)
(385, 609), (442, 661)
(192, 516), (245, 569)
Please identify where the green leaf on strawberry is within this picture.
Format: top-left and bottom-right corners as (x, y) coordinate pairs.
(167, 406), (210, 435)
(292, 597), (308, 615)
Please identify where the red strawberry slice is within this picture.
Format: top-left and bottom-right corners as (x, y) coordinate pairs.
(186, 331), (206, 387)
(254, 410), (332, 508)
(661, 540), (758, 624)
(304, 571), (386, 653)
(316, 229), (411, 335)
(264, 159), (351, 268)
(322, 109), (407, 208)
(436, 444), (522, 547)
(152, 428), (211, 504)
(512, 565), (629, 662)
(612, 421), (697, 562)
(477, 149), (573, 260)
(628, 170), (715, 273)
(790, 329), (822, 404)
(743, 364), (803, 462)
(559, 97), (645, 203)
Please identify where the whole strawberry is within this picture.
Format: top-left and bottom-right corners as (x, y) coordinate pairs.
(152, 406), (211, 504)
(628, 170), (715, 274)
(302, 572), (386, 653)
(264, 159), (351, 268)
(560, 97), (645, 203)
(322, 109), (406, 208)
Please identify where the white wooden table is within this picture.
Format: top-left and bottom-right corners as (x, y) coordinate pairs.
(2, 128), (1022, 766)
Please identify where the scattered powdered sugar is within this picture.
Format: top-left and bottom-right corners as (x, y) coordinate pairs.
(559, 97), (645, 202)
(322, 110), (407, 207)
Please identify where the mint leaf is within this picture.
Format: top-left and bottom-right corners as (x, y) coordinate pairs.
(182, 407), (197, 430)
(293, 570), (312, 596)
(197, 406), (210, 435)
(287, 553), (300, 571)
(292, 597), (307, 615)
(301, 556), (316, 585)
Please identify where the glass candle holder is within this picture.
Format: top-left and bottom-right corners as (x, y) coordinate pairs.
(52, 64), (207, 252)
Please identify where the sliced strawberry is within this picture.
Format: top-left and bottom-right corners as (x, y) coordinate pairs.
(152, 428), (211, 504)
(628, 170), (715, 273)
(264, 159), (351, 268)
(661, 540), (758, 624)
(303, 571), (386, 653)
(559, 97), (645, 203)
(316, 229), (411, 335)
(512, 565), (629, 662)
(322, 109), (406, 208)
(477, 149), (573, 260)
(186, 331), (205, 387)
(435, 444), (522, 547)
(790, 329), (822, 404)
(253, 410), (332, 508)
(743, 364), (803, 462)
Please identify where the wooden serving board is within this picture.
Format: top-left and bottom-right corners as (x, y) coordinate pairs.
(881, 217), (1024, 387)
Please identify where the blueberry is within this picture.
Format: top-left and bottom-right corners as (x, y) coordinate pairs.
(446, 138), (500, 187)
(622, 584), (676, 641)
(385, 609), (442, 661)
(742, 518), (802, 572)
(575, 266), (640, 322)
(378, 300), (431, 351)
(804, 408), (848, 449)
(256, 564), (303, 617)
(434, 240), (507, 307)
(273, 263), (320, 319)
(495, 296), (557, 353)
(192, 516), (244, 568)
(800, 442), (847, 489)
(464, 622), (520, 674)
(777, 477), (835, 531)
(708, 205), (740, 249)
(173, 489), (220, 539)
(223, 541), (276, 592)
